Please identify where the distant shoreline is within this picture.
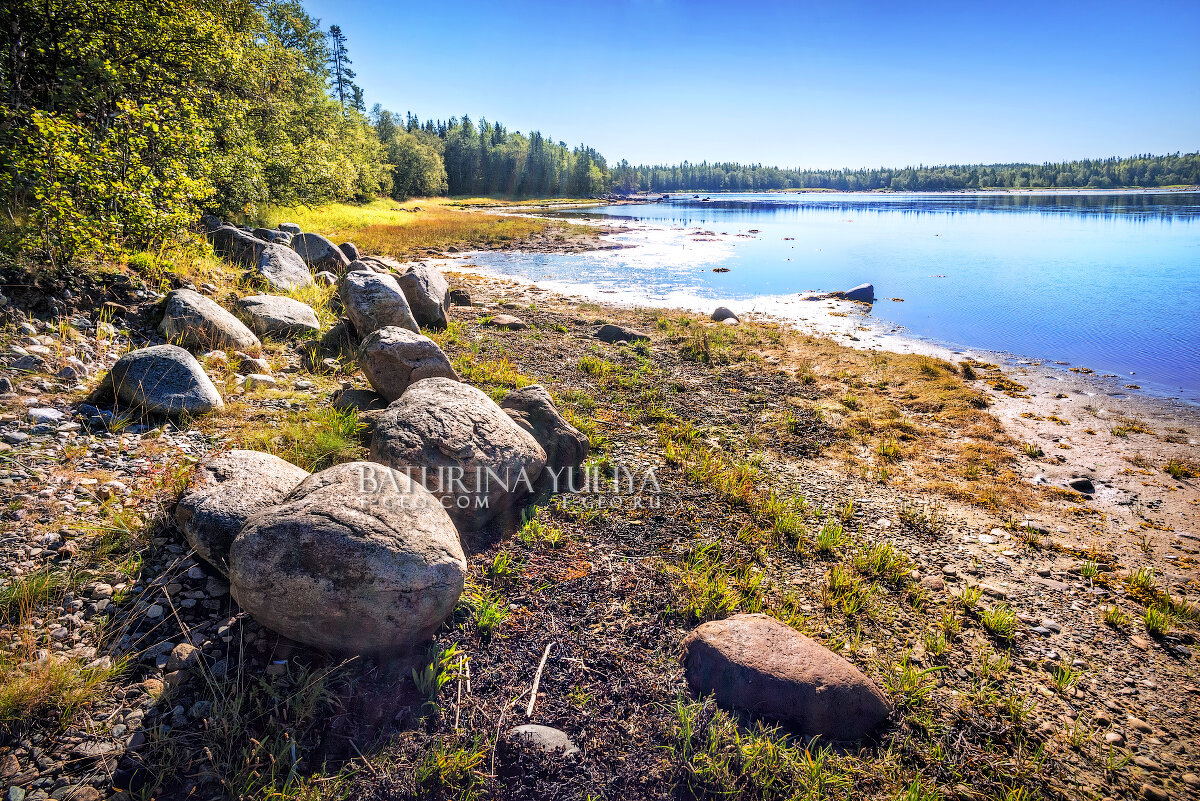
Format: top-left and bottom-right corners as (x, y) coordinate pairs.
(624, 185), (1200, 198)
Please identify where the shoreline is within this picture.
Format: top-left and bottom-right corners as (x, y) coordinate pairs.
(451, 212), (1200, 410)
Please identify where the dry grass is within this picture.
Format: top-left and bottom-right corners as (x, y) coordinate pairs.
(258, 198), (591, 259)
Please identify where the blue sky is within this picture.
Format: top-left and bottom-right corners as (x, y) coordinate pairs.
(304, 0), (1200, 169)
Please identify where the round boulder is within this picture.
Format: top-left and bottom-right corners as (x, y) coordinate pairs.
(228, 461), (466, 654)
(500, 385), (588, 485)
(253, 243), (312, 291)
(680, 613), (891, 740)
(158, 289), (260, 352)
(711, 307), (738, 323)
(236, 295), (321, 338)
(359, 326), (458, 402)
(176, 450), (309, 575)
(370, 378), (547, 532)
(594, 324), (649, 343)
(395, 263), (451, 329)
(339, 270), (420, 337)
(97, 345), (224, 418)
(292, 232), (351, 273)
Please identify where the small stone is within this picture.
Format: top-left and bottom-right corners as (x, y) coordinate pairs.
(487, 314), (527, 330)
(1133, 755), (1163, 771)
(28, 408), (64, 424)
(1041, 619), (1062, 633)
(1181, 773), (1200, 788)
(243, 374), (277, 389)
(1139, 783), (1168, 801)
(505, 724), (579, 758)
(146, 604), (164, 620)
(1128, 715), (1154, 733)
(166, 643), (200, 672)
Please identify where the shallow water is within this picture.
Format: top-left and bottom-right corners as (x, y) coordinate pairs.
(462, 191), (1200, 402)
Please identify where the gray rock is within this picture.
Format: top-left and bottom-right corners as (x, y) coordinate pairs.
(338, 242), (359, 261)
(1068, 477), (1095, 494)
(487, 314), (527, 330)
(680, 613), (891, 740)
(359, 327), (458, 402)
(199, 214), (224, 233)
(395, 263), (451, 329)
(331, 387), (388, 412)
(176, 449), (309, 574)
(506, 724), (579, 757)
(449, 288), (472, 306)
(253, 227), (291, 245)
(370, 378), (547, 532)
(253, 243), (313, 292)
(278, 222), (302, 235)
(28, 407), (64, 424)
(236, 295), (320, 338)
(594, 324), (649, 343)
(339, 270), (419, 337)
(500, 384), (588, 488)
(158, 289), (260, 352)
(97, 345), (224, 418)
(228, 461), (466, 654)
(710, 306), (738, 323)
(315, 271), (339, 287)
(842, 283), (874, 303)
(208, 225), (266, 264)
(292, 232), (351, 273)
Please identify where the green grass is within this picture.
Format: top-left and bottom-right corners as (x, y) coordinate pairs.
(236, 404), (363, 472)
(852, 541), (913, 585)
(1102, 605), (1130, 628)
(0, 568), (75, 622)
(0, 650), (125, 725)
(981, 604), (1018, 642)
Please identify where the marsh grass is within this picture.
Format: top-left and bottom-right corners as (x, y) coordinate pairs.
(260, 199), (581, 258)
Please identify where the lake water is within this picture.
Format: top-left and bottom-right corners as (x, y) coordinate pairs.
(461, 191), (1200, 402)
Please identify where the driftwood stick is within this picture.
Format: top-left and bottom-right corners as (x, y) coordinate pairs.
(525, 641), (556, 718)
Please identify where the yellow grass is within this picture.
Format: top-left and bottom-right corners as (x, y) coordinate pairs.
(258, 198), (588, 259)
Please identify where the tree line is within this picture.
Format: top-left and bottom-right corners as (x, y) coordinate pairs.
(611, 153), (1200, 193)
(2, 0), (1196, 268)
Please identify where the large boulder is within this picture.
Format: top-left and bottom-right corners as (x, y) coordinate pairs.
(359, 326), (458, 402)
(208, 225), (265, 263)
(228, 461), (466, 654)
(339, 270), (419, 337)
(500, 385), (588, 489)
(339, 242), (360, 261)
(370, 378), (547, 532)
(253, 244), (313, 291)
(395, 263), (451, 329)
(292, 232), (351, 273)
(96, 345), (223, 418)
(278, 222), (302, 235)
(236, 295), (321, 339)
(158, 289), (260, 352)
(680, 614), (892, 740)
(176, 450), (309, 575)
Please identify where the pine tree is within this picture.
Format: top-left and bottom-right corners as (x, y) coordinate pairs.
(327, 24), (358, 109)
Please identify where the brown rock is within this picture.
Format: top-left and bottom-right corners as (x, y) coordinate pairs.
(358, 326), (458, 402)
(487, 314), (527, 330)
(680, 613), (891, 740)
(167, 642), (200, 672)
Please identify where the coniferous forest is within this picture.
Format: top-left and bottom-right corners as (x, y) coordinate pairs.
(2, 0), (1197, 266)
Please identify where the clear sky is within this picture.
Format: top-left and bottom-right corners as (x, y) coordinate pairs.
(303, 0), (1199, 170)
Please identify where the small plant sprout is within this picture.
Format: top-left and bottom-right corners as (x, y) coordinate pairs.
(1022, 442), (1044, 458)
(1143, 606), (1171, 637)
(1049, 657), (1083, 692)
(1079, 560), (1099, 580)
(955, 585), (982, 610)
(981, 604), (1018, 642)
(1102, 605), (1130, 628)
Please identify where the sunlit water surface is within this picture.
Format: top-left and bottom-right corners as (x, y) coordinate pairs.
(461, 191), (1200, 402)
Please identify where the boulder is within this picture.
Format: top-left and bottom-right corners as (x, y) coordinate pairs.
(370, 378), (547, 532)
(711, 307), (738, 323)
(292, 232), (351, 273)
(253, 227), (291, 245)
(236, 295), (321, 338)
(228, 461), (466, 654)
(199, 214), (223, 233)
(253, 243), (313, 291)
(96, 345), (224, 418)
(315, 271), (339, 287)
(339, 270), (419, 337)
(318, 319), (358, 361)
(449, 288), (472, 306)
(487, 314), (527, 330)
(331, 386), (388, 412)
(395, 263), (451, 329)
(680, 614), (891, 740)
(500, 384), (588, 488)
(339, 242), (360, 261)
(158, 289), (260, 352)
(594, 324), (649, 343)
(842, 283), (874, 303)
(208, 225), (267, 264)
(176, 450), (309, 575)
(359, 326), (458, 402)
(278, 222), (302, 235)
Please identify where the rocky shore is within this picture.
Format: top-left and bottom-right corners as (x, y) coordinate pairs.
(0, 219), (1197, 801)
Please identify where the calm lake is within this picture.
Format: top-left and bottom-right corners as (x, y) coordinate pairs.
(462, 191), (1200, 402)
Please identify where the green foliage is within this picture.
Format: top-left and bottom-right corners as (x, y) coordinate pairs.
(0, 0), (389, 268)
